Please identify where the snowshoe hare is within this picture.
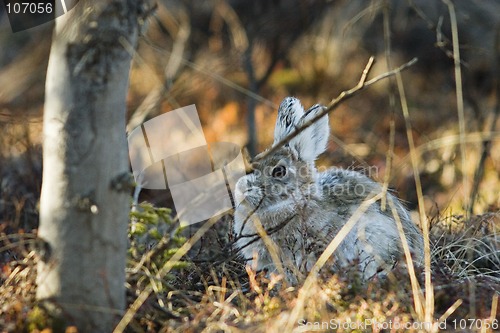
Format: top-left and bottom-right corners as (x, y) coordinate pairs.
(233, 97), (423, 283)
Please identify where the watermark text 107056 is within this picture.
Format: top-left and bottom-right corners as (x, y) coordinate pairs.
(297, 318), (499, 331)
(2, 0), (79, 32)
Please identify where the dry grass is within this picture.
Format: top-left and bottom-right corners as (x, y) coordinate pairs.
(1, 210), (498, 332)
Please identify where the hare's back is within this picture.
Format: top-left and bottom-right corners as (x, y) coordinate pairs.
(318, 167), (424, 263)
(318, 168), (382, 204)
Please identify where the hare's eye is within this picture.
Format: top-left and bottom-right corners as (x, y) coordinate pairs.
(271, 165), (287, 178)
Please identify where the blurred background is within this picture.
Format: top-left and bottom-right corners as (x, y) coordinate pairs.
(1, 0), (499, 234)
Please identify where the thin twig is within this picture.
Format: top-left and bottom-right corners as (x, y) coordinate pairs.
(387, 198), (424, 319)
(408, 0), (469, 68)
(488, 294), (499, 333)
(442, 0), (473, 318)
(437, 299), (463, 327)
(381, 0), (397, 212)
(395, 71), (434, 325)
(255, 57), (418, 162)
(442, 0), (468, 212)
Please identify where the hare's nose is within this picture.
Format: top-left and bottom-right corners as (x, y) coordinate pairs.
(236, 176), (251, 192)
(234, 174), (257, 201)
(234, 177), (248, 205)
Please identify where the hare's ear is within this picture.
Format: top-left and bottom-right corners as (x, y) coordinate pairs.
(273, 97), (305, 143)
(290, 103), (329, 162)
(273, 97), (329, 162)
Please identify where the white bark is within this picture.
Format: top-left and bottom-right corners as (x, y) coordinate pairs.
(37, 1), (140, 331)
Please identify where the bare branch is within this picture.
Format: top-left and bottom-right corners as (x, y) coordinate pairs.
(126, 7), (190, 132)
(254, 57), (418, 162)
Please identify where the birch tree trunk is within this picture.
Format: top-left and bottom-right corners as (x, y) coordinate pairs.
(36, 1), (141, 331)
